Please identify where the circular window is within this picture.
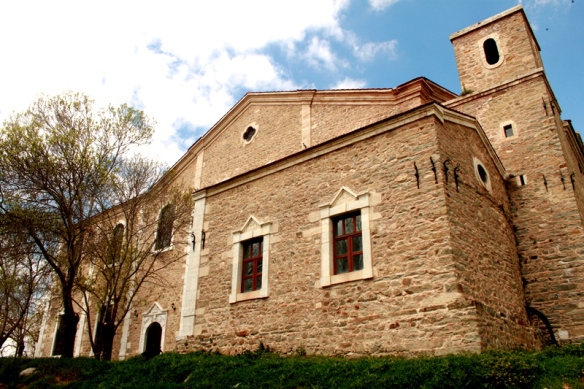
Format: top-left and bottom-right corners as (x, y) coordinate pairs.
(477, 164), (488, 184)
(473, 157), (492, 193)
(243, 126), (256, 142)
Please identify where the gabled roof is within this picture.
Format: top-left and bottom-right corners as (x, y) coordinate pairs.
(166, 77), (458, 182)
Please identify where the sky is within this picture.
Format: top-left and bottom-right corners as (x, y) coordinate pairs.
(0, 0), (582, 166)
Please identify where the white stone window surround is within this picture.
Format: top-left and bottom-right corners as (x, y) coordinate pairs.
(473, 157), (493, 194)
(138, 302), (168, 353)
(478, 33), (504, 70)
(319, 187), (373, 287)
(229, 216), (272, 303)
(517, 174), (528, 186)
(241, 122), (259, 146)
(34, 300), (51, 357)
(500, 120), (518, 140)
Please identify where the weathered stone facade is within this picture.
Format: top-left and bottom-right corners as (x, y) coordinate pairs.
(36, 5), (584, 358)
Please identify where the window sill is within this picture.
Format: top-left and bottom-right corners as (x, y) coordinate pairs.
(229, 289), (268, 304)
(322, 268), (373, 288)
(152, 245), (174, 254)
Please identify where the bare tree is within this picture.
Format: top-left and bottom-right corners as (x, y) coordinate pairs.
(0, 227), (50, 356)
(77, 156), (192, 361)
(0, 93), (154, 357)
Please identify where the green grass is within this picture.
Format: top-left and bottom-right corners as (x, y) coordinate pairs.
(2, 345), (584, 388)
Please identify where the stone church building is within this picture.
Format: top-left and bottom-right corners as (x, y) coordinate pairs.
(35, 5), (584, 358)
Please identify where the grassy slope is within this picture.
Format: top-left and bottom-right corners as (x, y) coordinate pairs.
(2, 345), (584, 389)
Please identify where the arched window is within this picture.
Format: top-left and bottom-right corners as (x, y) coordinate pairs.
(107, 223), (124, 265)
(155, 204), (175, 250)
(483, 38), (500, 65)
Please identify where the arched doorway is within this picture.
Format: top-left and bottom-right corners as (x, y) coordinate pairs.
(143, 322), (162, 357)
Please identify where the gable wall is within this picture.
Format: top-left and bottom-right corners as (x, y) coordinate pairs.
(201, 104), (303, 188)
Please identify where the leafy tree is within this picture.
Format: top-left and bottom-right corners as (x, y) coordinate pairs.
(77, 156), (192, 361)
(0, 93), (154, 357)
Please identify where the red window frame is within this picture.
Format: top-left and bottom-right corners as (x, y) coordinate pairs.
(241, 238), (263, 293)
(332, 212), (363, 275)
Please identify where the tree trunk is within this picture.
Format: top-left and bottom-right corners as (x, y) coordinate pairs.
(16, 341), (25, 357)
(56, 284), (80, 358)
(53, 312), (79, 358)
(100, 324), (115, 361)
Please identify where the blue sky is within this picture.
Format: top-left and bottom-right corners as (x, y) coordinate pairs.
(0, 0), (581, 165)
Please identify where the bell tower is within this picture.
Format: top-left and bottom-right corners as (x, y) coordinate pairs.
(450, 5), (543, 94)
(447, 6), (584, 346)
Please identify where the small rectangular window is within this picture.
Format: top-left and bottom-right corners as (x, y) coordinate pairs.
(504, 124), (514, 138)
(518, 175), (527, 186)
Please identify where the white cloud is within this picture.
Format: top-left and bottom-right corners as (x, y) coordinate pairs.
(304, 37), (346, 71)
(0, 0), (350, 165)
(532, 0), (571, 6)
(353, 40), (398, 62)
(368, 0), (402, 11)
(331, 77), (367, 89)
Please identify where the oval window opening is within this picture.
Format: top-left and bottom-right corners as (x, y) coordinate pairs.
(483, 38), (500, 65)
(477, 164), (489, 184)
(243, 126), (256, 142)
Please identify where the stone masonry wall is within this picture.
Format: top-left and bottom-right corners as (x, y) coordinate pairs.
(309, 90), (432, 147)
(175, 113), (518, 357)
(436, 119), (536, 349)
(449, 75), (584, 342)
(310, 104), (399, 146)
(120, 256), (187, 358)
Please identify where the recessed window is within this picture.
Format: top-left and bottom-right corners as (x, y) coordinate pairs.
(155, 204), (175, 251)
(483, 38), (500, 65)
(241, 238), (263, 293)
(473, 157), (492, 193)
(230, 216), (272, 303)
(108, 223), (124, 265)
(518, 175), (527, 186)
(320, 187), (373, 288)
(243, 126), (256, 142)
(479, 35), (504, 69)
(504, 124), (514, 138)
(477, 164), (488, 184)
(333, 213), (363, 275)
